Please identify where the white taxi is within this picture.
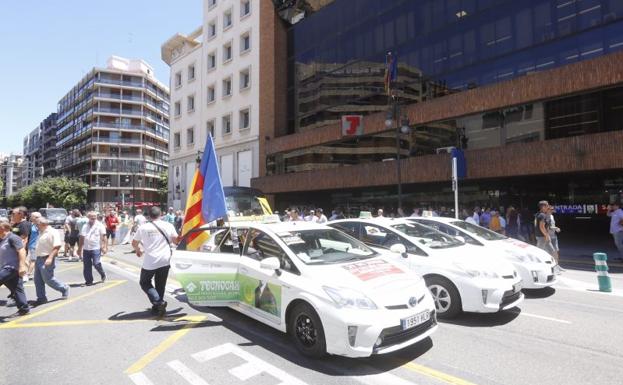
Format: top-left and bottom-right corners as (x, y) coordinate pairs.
(329, 218), (524, 319)
(407, 217), (558, 289)
(172, 221), (437, 358)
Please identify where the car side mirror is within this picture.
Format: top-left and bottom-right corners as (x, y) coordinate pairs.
(260, 257), (281, 274)
(390, 244), (408, 258)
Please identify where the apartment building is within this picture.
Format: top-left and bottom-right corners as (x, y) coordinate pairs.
(21, 126), (43, 188)
(1, 154), (24, 198)
(56, 56), (170, 207)
(162, 0), (261, 210)
(41, 113), (58, 177)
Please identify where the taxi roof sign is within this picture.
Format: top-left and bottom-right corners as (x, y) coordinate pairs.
(359, 211), (372, 219)
(262, 214), (282, 224)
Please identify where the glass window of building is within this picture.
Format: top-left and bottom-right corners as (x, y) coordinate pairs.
(222, 114), (232, 135)
(173, 132), (181, 147)
(241, 0), (251, 18)
(174, 101), (181, 117)
(223, 41), (233, 62)
(208, 19), (217, 39)
(208, 51), (217, 71)
(240, 67), (250, 90)
(187, 127), (195, 145)
(207, 84), (216, 103)
(208, 0), (217, 9)
(224, 8), (233, 30)
(207, 119), (215, 138)
(174, 72), (182, 88)
(239, 108), (250, 130)
(188, 64), (195, 81)
(187, 95), (195, 112)
(240, 31), (251, 53)
(222, 77), (232, 97)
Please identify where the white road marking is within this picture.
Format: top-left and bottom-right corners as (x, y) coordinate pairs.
(512, 311), (571, 324)
(555, 277), (623, 297)
(128, 372), (156, 385)
(193, 343), (309, 385)
(167, 360), (210, 385)
(335, 369), (420, 385)
(228, 361), (263, 381)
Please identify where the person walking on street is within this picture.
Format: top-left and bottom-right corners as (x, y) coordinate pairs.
(315, 208), (328, 224)
(105, 211), (119, 252)
(10, 206), (31, 282)
(33, 218), (70, 304)
(607, 201), (623, 261)
(547, 205), (561, 264)
(506, 206), (519, 239)
(64, 210), (81, 261)
(77, 211), (107, 286)
(164, 208), (175, 225)
(132, 207), (178, 316)
(173, 210), (183, 234)
(535, 201), (556, 260)
(0, 219), (30, 315)
(134, 209), (147, 228)
(26, 212), (42, 280)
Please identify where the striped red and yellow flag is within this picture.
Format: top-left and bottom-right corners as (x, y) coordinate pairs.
(181, 171), (210, 250)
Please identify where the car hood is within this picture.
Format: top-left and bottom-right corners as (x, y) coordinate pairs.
(499, 238), (554, 263)
(306, 256), (427, 307)
(418, 243), (517, 276)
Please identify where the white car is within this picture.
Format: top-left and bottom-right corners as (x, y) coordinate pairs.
(172, 221), (437, 358)
(407, 217), (558, 289)
(328, 218), (523, 319)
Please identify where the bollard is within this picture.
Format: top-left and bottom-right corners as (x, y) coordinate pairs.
(593, 252), (612, 293)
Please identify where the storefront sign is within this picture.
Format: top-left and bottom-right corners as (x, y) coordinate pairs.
(341, 115), (364, 136)
(554, 204), (607, 215)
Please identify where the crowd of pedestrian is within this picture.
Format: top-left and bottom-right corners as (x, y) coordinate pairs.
(0, 205), (180, 317)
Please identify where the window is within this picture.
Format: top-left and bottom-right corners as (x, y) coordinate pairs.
(223, 77), (232, 97)
(206, 119), (215, 138)
(187, 127), (195, 145)
(224, 8), (233, 29)
(174, 72), (182, 88)
(173, 132), (181, 147)
(187, 95), (195, 112)
(208, 19), (217, 39)
(208, 51), (217, 70)
(241, 0), (251, 18)
(188, 64), (195, 81)
(239, 108), (250, 130)
(223, 41), (233, 62)
(207, 84), (216, 104)
(240, 31), (251, 53)
(222, 114), (232, 134)
(174, 101), (181, 116)
(239, 67), (250, 90)
(208, 0), (217, 9)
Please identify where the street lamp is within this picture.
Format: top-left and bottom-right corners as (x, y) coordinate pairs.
(386, 101), (411, 213)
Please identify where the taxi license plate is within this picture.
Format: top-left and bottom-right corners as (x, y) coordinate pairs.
(513, 282), (522, 292)
(400, 311), (430, 330)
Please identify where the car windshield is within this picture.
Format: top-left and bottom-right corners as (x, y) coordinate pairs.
(276, 229), (376, 265)
(390, 222), (463, 249)
(451, 220), (507, 241)
(44, 209), (67, 218)
(0, 209), (7, 217)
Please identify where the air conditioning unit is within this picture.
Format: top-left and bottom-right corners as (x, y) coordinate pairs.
(436, 146), (455, 154)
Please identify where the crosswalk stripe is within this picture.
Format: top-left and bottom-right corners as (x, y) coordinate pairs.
(128, 372), (156, 385)
(167, 360), (210, 385)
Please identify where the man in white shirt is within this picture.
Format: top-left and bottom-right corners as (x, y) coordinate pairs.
(607, 202), (623, 261)
(134, 209), (147, 227)
(315, 208), (328, 224)
(132, 207), (178, 316)
(78, 211), (107, 286)
(33, 218), (69, 303)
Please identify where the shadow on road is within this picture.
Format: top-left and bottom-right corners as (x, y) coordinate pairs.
(523, 287), (556, 299)
(439, 309), (520, 327)
(108, 308), (220, 332)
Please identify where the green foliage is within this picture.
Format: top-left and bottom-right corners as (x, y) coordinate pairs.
(6, 177), (88, 210)
(157, 171), (168, 205)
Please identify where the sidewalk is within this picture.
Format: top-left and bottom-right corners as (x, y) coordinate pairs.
(558, 235), (623, 270)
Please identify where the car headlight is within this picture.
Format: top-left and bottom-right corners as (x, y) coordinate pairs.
(454, 263), (499, 279)
(323, 286), (378, 310)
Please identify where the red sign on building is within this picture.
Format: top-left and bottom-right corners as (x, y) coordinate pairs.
(341, 115), (364, 136)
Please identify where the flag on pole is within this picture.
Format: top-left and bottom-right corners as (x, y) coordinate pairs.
(181, 134), (228, 250)
(384, 51), (398, 95)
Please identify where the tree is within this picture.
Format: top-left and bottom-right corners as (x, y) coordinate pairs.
(6, 177), (88, 210)
(157, 171), (168, 207)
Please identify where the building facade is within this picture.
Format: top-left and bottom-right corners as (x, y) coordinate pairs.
(41, 113), (58, 178)
(1, 154), (24, 198)
(252, 0), (623, 234)
(162, 0), (262, 210)
(55, 56), (170, 208)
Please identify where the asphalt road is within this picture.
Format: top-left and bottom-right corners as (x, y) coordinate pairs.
(1, 244), (622, 385)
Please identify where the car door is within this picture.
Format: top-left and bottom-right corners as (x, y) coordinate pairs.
(237, 228), (298, 327)
(171, 227), (241, 307)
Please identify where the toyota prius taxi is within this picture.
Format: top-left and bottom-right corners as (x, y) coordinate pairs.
(407, 217), (558, 289)
(172, 220), (437, 358)
(329, 218), (524, 319)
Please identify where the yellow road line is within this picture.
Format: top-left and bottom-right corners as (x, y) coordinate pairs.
(55, 265), (82, 273)
(0, 319), (152, 329)
(403, 362), (479, 385)
(0, 280), (126, 328)
(125, 315), (207, 374)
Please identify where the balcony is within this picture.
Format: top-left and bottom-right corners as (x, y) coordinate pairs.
(96, 78), (144, 88)
(92, 137), (142, 145)
(95, 93), (143, 102)
(94, 107), (143, 116)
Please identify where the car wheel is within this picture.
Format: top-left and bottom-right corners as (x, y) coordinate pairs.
(289, 302), (327, 358)
(425, 276), (462, 319)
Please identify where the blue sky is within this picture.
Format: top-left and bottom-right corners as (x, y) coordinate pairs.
(0, 0), (202, 154)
